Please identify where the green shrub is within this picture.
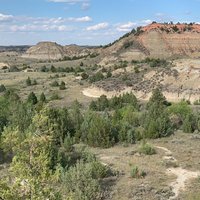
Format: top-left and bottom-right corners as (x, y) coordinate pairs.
(168, 101), (192, 125)
(193, 99), (200, 105)
(9, 66), (19, 72)
(32, 79), (37, 85)
(89, 72), (104, 83)
(40, 65), (48, 72)
(182, 114), (194, 133)
(80, 112), (115, 148)
(62, 160), (103, 200)
(27, 92), (38, 105)
(50, 80), (59, 87)
(26, 77), (32, 86)
(130, 165), (146, 178)
(59, 81), (66, 90)
(138, 142), (156, 155)
(50, 93), (61, 100)
(81, 72), (89, 80)
(0, 84), (6, 93)
(123, 41), (133, 49)
(39, 92), (46, 103)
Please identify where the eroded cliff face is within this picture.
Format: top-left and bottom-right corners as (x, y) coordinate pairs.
(100, 23), (200, 65)
(139, 31), (200, 59)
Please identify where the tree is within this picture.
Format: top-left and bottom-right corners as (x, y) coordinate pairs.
(1, 135), (61, 200)
(0, 84), (6, 93)
(97, 95), (109, 111)
(80, 112), (115, 148)
(26, 77), (32, 86)
(50, 80), (59, 87)
(32, 79), (37, 85)
(106, 70), (112, 78)
(9, 102), (35, 133)
(89, 101), (97, 111)
(182, 114), (194, 133)
(40, 92), (46, 103)
(147, 88), (168, 109)
(62, 160), (102, 200)
(27, 92), (38, 105)
(50, 65), (56, 73)
(59, 81), (66, 90)
(40, 65), (48, 72)
(70, 100), (83, 133)
(144, 88), (173, 138)
(81, 72), (89, 80)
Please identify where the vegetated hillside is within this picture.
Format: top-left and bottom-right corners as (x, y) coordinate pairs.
(22, 41), (99, 60)
(99, 22), (200, 65)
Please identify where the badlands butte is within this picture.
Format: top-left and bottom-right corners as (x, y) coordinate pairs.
(2, 22), (200, 103)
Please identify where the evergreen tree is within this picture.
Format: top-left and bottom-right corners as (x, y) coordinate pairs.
(144, 88), (173, 138)
(50, 65), (56, 73)
(32, 79), (37, 85)
(182, 114), (194, 133)
(0, 84), (6, 93)
(70, 100), (83, 133)
(59, 81), (66, 90)
(26, 77), (32, 86)
(89, 101), (97, 110)
(40, 92), (46, 103)
(27, 92), (38, 105)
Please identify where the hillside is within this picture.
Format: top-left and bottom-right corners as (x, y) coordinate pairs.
(22, 42), (66, 60)
(22, 42), (98, 60)
(22, 23), (200, 63)
(99, 23), (200, 65)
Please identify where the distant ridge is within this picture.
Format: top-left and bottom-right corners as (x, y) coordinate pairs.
(22, 23), (200, 62)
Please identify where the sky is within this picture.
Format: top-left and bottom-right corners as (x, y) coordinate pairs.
(0, 0), (199, 46)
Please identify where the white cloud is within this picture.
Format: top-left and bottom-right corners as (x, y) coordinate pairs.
(9, 24), (74, 32)
(68, 16), (92, 22)
(0, 13), (13, 22)
(141, 19), (152, 25)
(86, 22), (109, 31)
(116, 22), (136, 32)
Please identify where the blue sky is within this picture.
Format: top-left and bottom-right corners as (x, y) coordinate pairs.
(0, 0), (199, 45)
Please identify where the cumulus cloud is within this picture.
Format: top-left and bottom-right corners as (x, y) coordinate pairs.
(141, 19), (152, 25)
(116, 22), (136, 32)
(116, 19), (153, 32)
(0, 13), (13, 22)
(0, 13), (92, 33)
(0, 13), (86, 32)
(68, 16), (92, 22)
(29, 16), (92, 24)
(86, 22), (109, 31)
(9, 24), (74, 32)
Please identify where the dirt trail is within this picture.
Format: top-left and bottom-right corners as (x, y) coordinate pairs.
(155, 145), (200, 200)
